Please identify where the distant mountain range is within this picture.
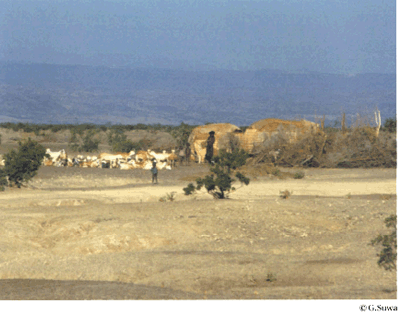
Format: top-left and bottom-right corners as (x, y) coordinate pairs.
(0, 61), (396, 126)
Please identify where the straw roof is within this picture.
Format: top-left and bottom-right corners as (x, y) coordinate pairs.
(239, 118), (319, 153)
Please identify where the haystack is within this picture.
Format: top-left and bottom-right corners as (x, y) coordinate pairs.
(238, 118), (319, 153)
(188, 123), (242, 162)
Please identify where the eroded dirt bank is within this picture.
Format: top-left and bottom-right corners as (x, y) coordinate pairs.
(0, 166), (396, 299)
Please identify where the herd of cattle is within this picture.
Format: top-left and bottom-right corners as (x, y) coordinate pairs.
(0, 148), (182, 170)
(42, 148), (182, 170)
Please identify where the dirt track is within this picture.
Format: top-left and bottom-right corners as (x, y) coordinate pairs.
(0, 164), (396, 299)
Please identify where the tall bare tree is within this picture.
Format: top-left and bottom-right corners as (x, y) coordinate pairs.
(341, 112), (346, 133)
(374, 107), (381, 137)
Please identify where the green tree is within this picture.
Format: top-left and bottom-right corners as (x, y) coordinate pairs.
(383, 117), (396, 133)
(69, 129), (100, 152)
(370, 215), (397, 271)
(170, 122), (194, 147)
(185, 148), (250, 199)
(1, 138), (47, 189)
(81, 129), (100, 152)
(107, 129), (145, 153)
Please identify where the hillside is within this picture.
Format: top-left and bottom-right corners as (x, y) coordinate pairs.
(0, 62), (396, 126)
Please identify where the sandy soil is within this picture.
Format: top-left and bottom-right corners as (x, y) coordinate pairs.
(0, 163), (396, 300)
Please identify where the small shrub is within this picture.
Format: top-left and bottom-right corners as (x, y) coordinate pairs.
(108, 129), (149, 153)
(81, 131), (100, 152)
(159, 192), (176, 202)
(0, 169), (7, 191)
(383, 117), (396, 133)
(272, 168), (280, 176)
(280, 190), (291, 199)
(170, 122), (194, 147)
(183, 183), (196, 195)
(266, 272), (277, 282)
(187, 149), (250, 199)
(380, 194), (392, 200)
(293, 171), (305, 179)
(166, 192), (176, 201)
(69, 129), (100, 152)
(2, 138), (47, 188)
(370, 215), (397, 271)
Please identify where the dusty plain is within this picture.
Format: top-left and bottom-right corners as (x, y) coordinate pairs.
(0, 161), (396, 300)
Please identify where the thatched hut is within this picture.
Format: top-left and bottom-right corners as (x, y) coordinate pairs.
(188, 123), (242, 162)
(236, 118), (319, 153)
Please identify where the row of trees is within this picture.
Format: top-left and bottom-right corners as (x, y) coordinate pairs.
(0, 116), (395, 137)
(0, 122), (197, 135)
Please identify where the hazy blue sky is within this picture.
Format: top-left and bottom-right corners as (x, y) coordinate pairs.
(1, 0), (396, 73)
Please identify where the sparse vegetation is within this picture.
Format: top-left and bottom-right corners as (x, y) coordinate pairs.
(251, 125), (396, 169)
(293, 171), (305, 179)
(170, 122), (195, 147)
(107, 129), (147, 153)
(370, 215), (397, 271)
(69, 129), (100, 152)
(159, 192), (176, 202)
(383, 117), (396, 133)
(0, 138), (47, 189)
(0, 116), (396, 170)
(0, 169), (7, 191)
(185, 149), (250, 199)
(266, 272), (277, 282)
(183, 183), (196, 195)
(272, 168), (280, 176)
(280, 190), (291, 199)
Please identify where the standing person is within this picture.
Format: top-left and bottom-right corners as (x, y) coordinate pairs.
(151, 160), (158, 184)
(205, 131), (215, 164)
(184, 142), (191, 166)
(178, 146), (185, 165)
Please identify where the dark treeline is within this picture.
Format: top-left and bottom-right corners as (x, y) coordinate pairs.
(0, 119), (396, 135)
(0, 122), (200, 135)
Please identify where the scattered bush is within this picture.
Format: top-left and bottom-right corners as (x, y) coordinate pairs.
(0, 169), (7, 191)
(1, 138), (47, 189)
(183, 183), (196, 195)
(170, 122), (194, 147)
(212, 148), (250, 173)
(81, 130), (101, 152)
(69, 129), (100, 152)
(272, 168), (280, 176)
(266, 272), (277, 282)
(280, 190), (291, 199)
(184, 149), (250, 199)
(293, 171), (305, 179)
(383, 117), (396, 133)
(370, 215), (397, 271)
(252, 126), (396, 169)
(159, 192), (176, 202)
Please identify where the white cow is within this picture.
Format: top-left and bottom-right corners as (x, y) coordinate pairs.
(44, 149), (67, 166)
(148, 149), (170, 162)
(98, 152), (125, 168)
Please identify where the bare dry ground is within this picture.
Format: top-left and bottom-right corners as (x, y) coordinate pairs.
(0, 163), (396, 300)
